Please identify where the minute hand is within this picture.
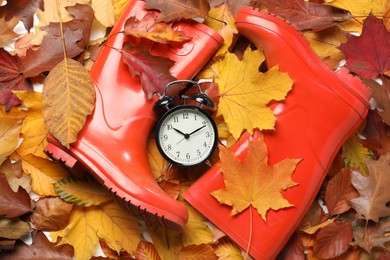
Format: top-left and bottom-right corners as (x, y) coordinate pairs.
(188, 125), (206, 136)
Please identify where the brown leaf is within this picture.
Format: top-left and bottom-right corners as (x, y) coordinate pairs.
(135, 240), (161, 260)
(257, 0), (352, 31)
(325, 168), (359, 216)
(313, 222), (352, 259)
(0, 217), (31, 240)
(362, 78), (390, 126)
(0, 173), (31, 218)
(124, 13), (192, 44)
(121, 42), (176, 99)
(0, 49), (32, 111)
(145, 0), (210, 22)
(30, 197), (73, 231)
(298, 200), (325, 232)
(361, 110), (390, 156)
(0, 16), (20, 47)
(179, 244), (217, 260)
(351, 218), (390, 253)
(349, 154), (390, 222)
(0, 231), (73, 259)
(279, 233), (305, 260)
(0, 0), (44, 32)
(42, 58), (95, 148)
(0, 159), (31, 193)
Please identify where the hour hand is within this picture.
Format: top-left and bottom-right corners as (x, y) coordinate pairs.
(173, 127), (189, 139)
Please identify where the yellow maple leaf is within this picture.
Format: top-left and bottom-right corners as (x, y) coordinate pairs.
(51, 202), (142, 260)
(211, 135), (301, 221)
(325, 0), (387, 32)
(204, 3), (238, 59)
(199, 47), (293, 140)
(13, 91), (49, 158)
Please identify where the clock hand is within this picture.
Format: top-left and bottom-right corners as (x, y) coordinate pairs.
(188, 125), (206, 136)
(173, 127), (190, 139)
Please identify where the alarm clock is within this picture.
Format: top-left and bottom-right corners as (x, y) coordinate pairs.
(154, 80), (218, 167)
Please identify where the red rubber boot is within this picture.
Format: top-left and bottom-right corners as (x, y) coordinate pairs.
(183, 6), (371, 258)
(44, 0), (223, 230)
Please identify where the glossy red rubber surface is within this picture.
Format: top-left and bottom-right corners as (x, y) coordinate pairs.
(45, 0), (222, 230)
(184, 6), (371, 258)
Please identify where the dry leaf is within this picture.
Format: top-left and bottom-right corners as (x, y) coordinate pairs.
(0, 16), (20, 47)
(0, 217), (31, 240)
(213, 236), (244, 260)
(200, 47), (293, 139)
(91, 0), (116, 27)
(0, 159), (31, 193)
(135, 240), (161, 260)
(178, 244), (217, 260)
(42, 58), (95, 148)
(147, 224), (182, 260)
(53, 176), (112, 207)
(211, 134), (300, 220)
(0, 116), (23, 165)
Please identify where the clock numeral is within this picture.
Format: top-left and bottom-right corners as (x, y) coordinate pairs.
(173, 116), (179, 123)
(186, 153), (191, 159)
(167, 124), (173, 130)
(167, 144), (172, 150)
(183, 112), (189, 119)
(163, 135), (168, 141)
(203, 142), (207, 147)
(202, 121), (207, 125)
(176, 151), (180, 158)
(205, 131), (210, 138)
(197, 149), (201, 156)
(194, 114), (197, 121)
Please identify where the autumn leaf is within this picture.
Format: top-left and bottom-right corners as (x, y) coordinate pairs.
(145, 0), (210, 22)
(42, 58), (95, 148)
(124, 13), (192, 44)
(0, 173), (32, 218)
(0, 16), (20, 47)
(325, 168), (359, 216)
(0, 116), (23, 165)
(147, 224), (182, 260)
(0, 217), (31, 240)
(213, 236), (244, 260)
(313, 222), (352, 259)
(121, 42), (176, 99)
(30, 197), (73, 231)
(53, 175), (112, 207)
(13, 91), (48, 159)
(91, 0), (116, 27)
(362, 78), (390, 126)
(113, 0), (129, 19)
(51, 202), (142, 260)
(341, 134), (375, 176)
(204, 3), (238, 59)
(339, 15), (390, 79)
(0, 0), (44, 32)
(135, 240), (161, 260)
(0, 231), (74, 260)
(200, 46), (293, 139)
(0, 49), (32, 111)
(257, 0), (352, 31)
(211, 134), (300, 220)
(21, 153), (69, 196)
(351, 218), (390, 253)
(179, 244), (217, 260)
(0, 159), (31, 193)
(360, 110), (390, 156)
(348, 154), (390, 222)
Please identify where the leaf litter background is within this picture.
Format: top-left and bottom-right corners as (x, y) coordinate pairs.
(0, 0), (390, 259)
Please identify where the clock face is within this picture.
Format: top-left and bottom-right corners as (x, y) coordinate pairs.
(155, 105), (218, 167)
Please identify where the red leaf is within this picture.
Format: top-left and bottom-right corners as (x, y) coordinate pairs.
(121, 42), (176, 99)
(0, 0), (44, 31)
(0, 173), (31, 218)
(339, 15), (390, 79)
(0, 49), (32, 110)
(360, 110), (390, 156)
(313, 222), (352, 259)
(258, 0), (352, 31)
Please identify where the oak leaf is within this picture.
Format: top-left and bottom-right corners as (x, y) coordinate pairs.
(313, 222), (352, 259)
(53, 176), (112, 206)
(0, 173), (31, 218)
(211, 134), (300, 220)
(145, 0), (210, 22)
(0, 116), (23, 166)
(204, 3), (238, 59)
(339, 15), (390, 79)
(51, 202), (142, 260)
(348, 154), (390, 222)
(0, 0), (44, 32)
(200, 47), (293, 139)
(42, 58), (95, 148)
(325, 168), (359, 216)
(21, 153), (69, 196)
(121, 42), (176, 99)
(124, 13), (192, 44)
(258, 0), (352, 31)
(0, 231), (73, 260)
(30, 197), (73, 231)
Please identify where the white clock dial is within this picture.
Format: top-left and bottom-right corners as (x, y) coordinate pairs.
(156, 105), (218, 166)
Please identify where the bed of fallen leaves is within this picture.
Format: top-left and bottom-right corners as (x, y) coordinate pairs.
(0, 0), (390, 259)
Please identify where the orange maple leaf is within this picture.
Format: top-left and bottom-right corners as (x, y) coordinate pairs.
(211, 134), (301, 221)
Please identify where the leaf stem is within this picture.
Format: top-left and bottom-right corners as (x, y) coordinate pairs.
(245, 205), (254, 258)
(56, 0), (67, 60)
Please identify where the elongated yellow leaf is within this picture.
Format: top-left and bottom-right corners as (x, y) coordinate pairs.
(0, 116), (23, 165)
(91, 0), (116, 27)
(42, 58), (95, 148)
(21, 154), (69, 196)
(148, 224), (182, 260)
(51, 202), (141, 260)
(53, 176), (112, 206)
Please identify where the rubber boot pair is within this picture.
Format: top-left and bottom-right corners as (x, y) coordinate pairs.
(183, 6), (371, 259)
(45, 0), (223, 230)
